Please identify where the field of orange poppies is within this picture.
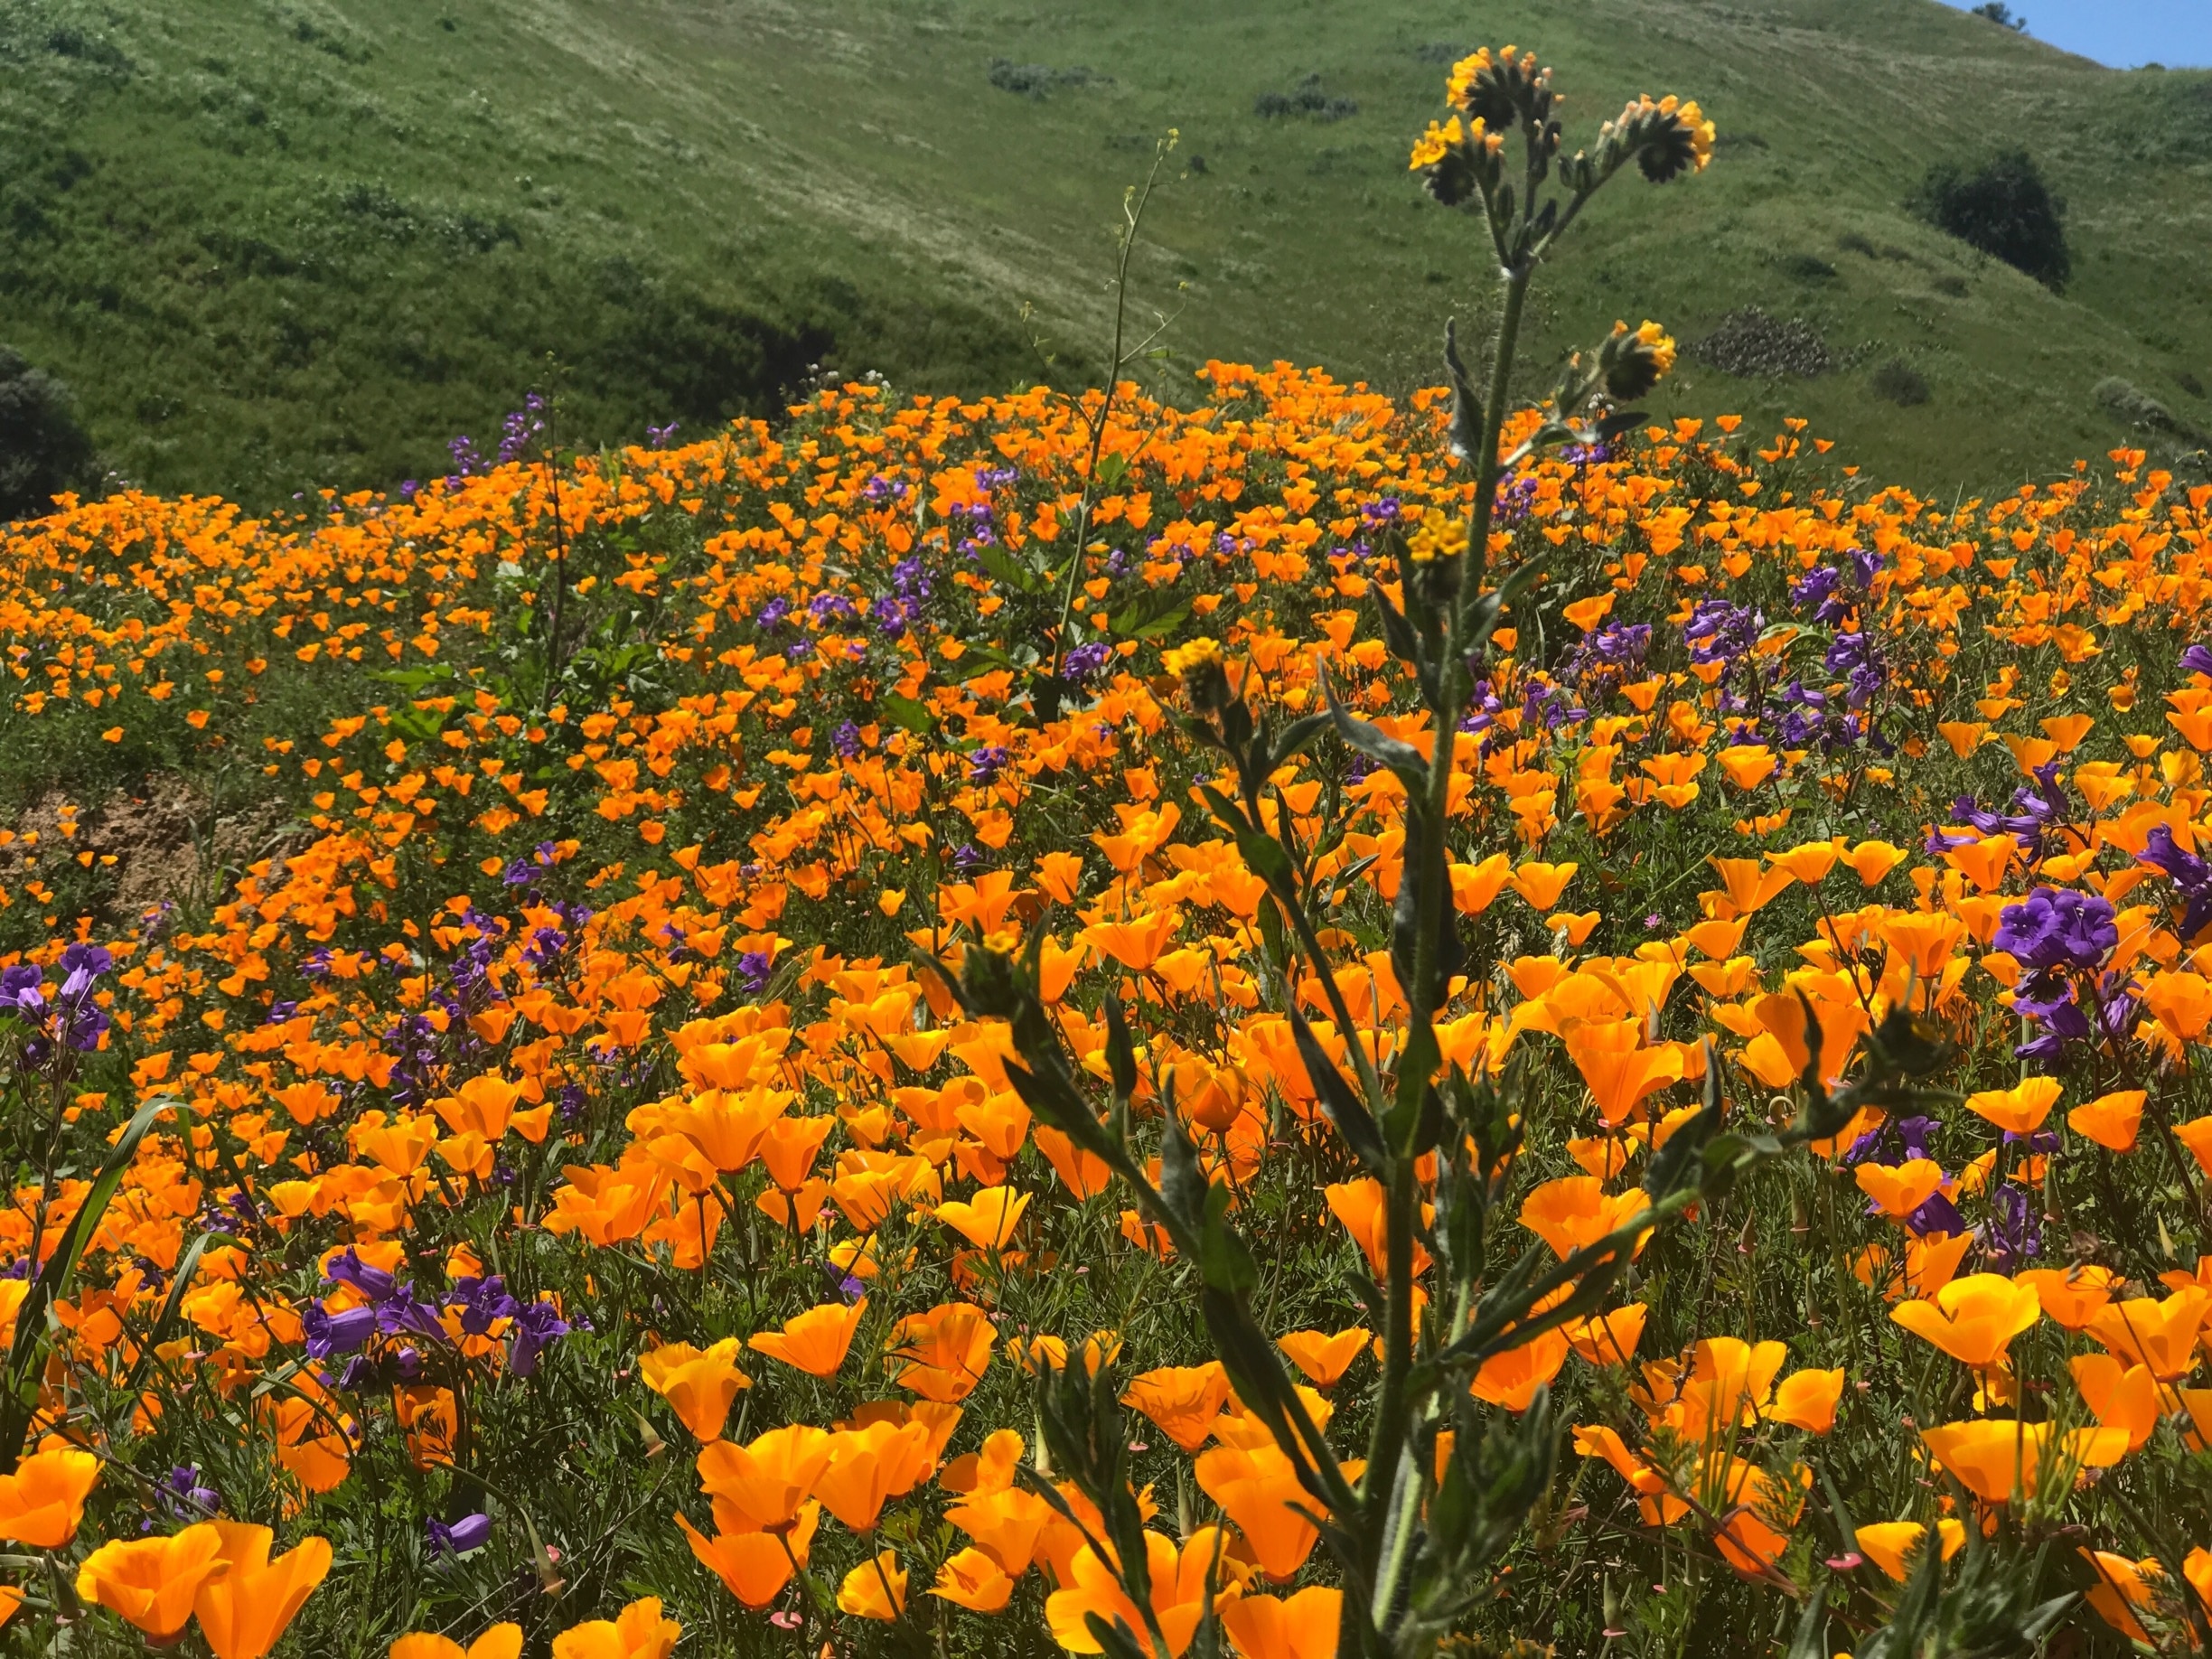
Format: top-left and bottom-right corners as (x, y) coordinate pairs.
(2, 44), (2211, 1659)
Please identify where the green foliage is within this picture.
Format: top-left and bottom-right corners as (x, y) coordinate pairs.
(1, 0), (2210, 502)
(1910, 149), (2071, 290)
(0, 346), (93, 520)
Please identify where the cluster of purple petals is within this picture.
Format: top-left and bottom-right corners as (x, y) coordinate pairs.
(1992, 886), (2128, 1063)
(0, 942), (114, 1068)
(307, 1249), (576, 1382)
(1943, 760), (2071, 863)
(2138, 823), (2212, 940)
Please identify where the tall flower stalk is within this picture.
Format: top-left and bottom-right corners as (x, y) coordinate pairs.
(937, 45), (1948, 1658)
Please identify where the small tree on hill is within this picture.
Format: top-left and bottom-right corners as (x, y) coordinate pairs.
(0, 350), (96, 523)
(1911, 149), (2070, 289)
(1970, 3), (2028, 32)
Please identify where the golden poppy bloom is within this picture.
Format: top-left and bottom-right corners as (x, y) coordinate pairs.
(1890, 1273), (2043, 1373)
(0, 1444), (98, 1549)
(75, 1524), (229, 1642)
(549, 1598), (680, 1659)
(1045, 1527), (1239, 1656)
(748, 1298), (867, 1380)
(639, 1337), (752, 1441)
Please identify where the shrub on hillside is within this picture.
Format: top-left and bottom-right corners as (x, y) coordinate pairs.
(1254, 72), (1357, 120)
(0, 348), (94, 522)
(1910, 149), (2070, 288)
(1870, 357), (1930, 406)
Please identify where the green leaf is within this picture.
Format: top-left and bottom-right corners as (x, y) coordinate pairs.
(1199, 1181), (1259, 1295)
(976, 544), (1045, 594)
(1109, 586), (1191, 642)
(879, 693), (935, 736)
(1, 1095), (171, 1470)
(1290, 1006), (1388, 1173)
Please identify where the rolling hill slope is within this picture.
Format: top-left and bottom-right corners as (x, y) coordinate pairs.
(3, 0), (2210, 504)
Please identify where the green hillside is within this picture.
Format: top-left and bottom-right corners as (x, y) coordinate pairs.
(4, 0), (2211, 504)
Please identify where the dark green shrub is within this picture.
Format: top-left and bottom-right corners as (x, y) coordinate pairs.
(1870, 357), (1930, 406)
(1910, 149), (2070, 288)
(0, 348), (95, 522)
(1255, 73), (1357, 121)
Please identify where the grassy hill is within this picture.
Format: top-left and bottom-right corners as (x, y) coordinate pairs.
(4, 0), (2211, 505)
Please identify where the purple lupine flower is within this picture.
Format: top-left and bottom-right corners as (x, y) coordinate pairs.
(161, 1466), (220, 1520)
(832, 721), (863, 760)
(734, 951), (773, 998)
(325, 1249), (398, 1303)
(507, 1300), (572, 1376)
(1064, 642), (1113, 686)
(2139, 823), (2212, 940)
(428, 1513), (492, 1556)
(1682, 599), (1763, 667)
(1903, 1189), (1966, 1239)
(1994, 888), (2116, 972)
(304, 1302), (379, 1361)
(1983, 1185), (2041, 1269)
(1561, 619), (1651, 699)
(968, 745), (1011, 785)
(2182, 642), (2212, 678)
(446, 1275), (520, 1338)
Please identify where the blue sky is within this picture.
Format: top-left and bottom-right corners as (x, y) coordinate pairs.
(1936, 0), (2212, 67)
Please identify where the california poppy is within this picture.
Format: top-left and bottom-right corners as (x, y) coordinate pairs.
(390, 1626), (525, 1659)
(639, 1337), (751, 1440)
(0, 1443), (99, 1548)
(930, 1545), (1015, 1613)
(748, 1299), (866, 1379)
(548, 1597), (680, 1659)
(75, 1523), (229, 1641)
(1890, 1274), (2041, 1373)
(192, 1522), (333, 1659)
(1045, 1527), (1238, 1656)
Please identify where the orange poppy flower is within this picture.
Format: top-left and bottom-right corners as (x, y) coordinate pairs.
(1768, 1368), (1845, 1434)
(1962, 1078), (2062, 1137)
(1890, 1273), (2041, 1372)
(812, 1419), (935, 1532)
(1919, 1419), (2128, 1503)
(2086, 1288), (2211, 1381)
(929, 1546), (1015, 1613)
(2070, 1354), (2163, 1452)
(1853, 1159), (1945, 1220)
(75, 1523), (229, 1641)
(390, 1626), (525, 1659)
(1276, 1328), (1369, 1388)
(1470, 1326), (1570, 1414)
(2067, 1090), (2145, 1152)
(1518, 1176), (1652, 1261)
(0, 1443), (99, 1548)
(677, 1504), (817, 1608)
(1564, 1303), (1647, 1368)
(192, 1522), (333, 1659)
(695, 1425), (833, 1532)
(1045, 1527), (1238, 1656)
(749, 1299), (867, 1379)
(638, 1337), (751, 1441)
(1562, 1018), (1683, 1126)
(2015, 1265), (2117, 1330)
(1122, 1364), (1233, 1453)
(887, 1302), (996, 1402)
(935, 1187), (1030, 1251)
(1853, 1519), (1964, 1582)
(1219, 1585), (1341, 1659)
(548, 1597), (680, 1659)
